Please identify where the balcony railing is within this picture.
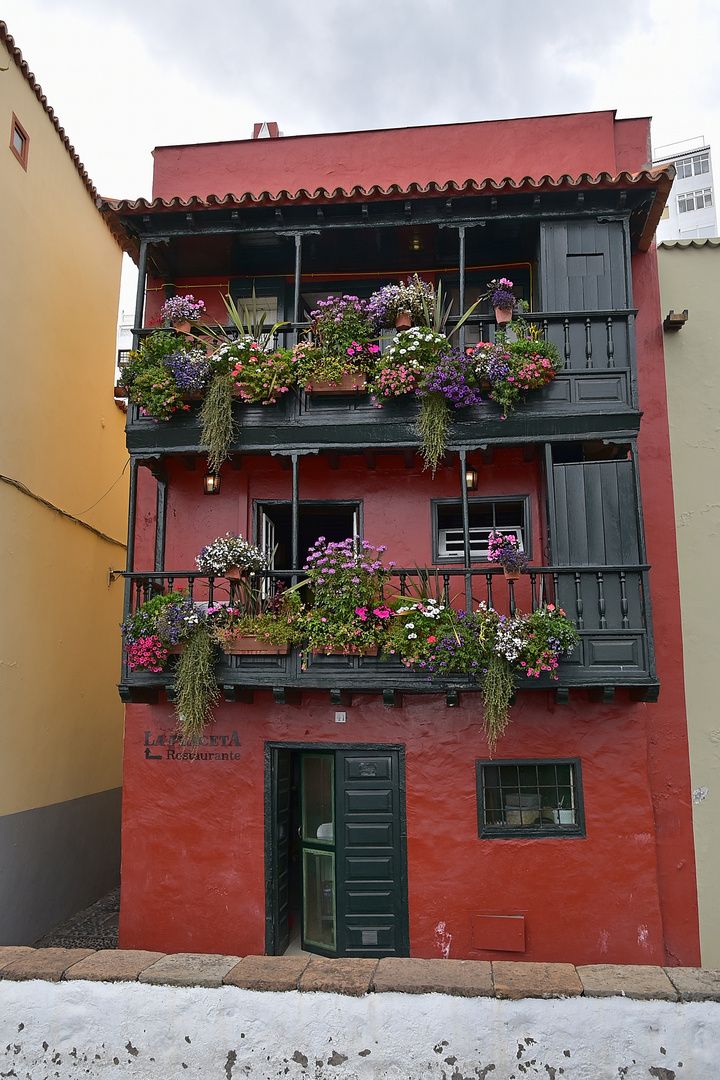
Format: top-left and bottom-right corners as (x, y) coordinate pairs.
(124, 310), (639, 453)
(120, 563), (657, 700)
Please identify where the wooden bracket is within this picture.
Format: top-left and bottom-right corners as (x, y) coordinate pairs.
(446, 690), (459, 708)
(630, 685), (660, 703)
(382, 689), (403, 708)
(223, 686), (254, 704)
(556, 687), (570, 705)
(589, 686), (616, 704)
(273, 687), (302, 706)
(330, 689), (352, 706)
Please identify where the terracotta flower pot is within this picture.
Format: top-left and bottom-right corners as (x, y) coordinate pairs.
(225, 636), (290, 655)
(395, 311), (412, 331)
(167, 643), (186, 655)
(305, 373), (367, 395)
(225, 566), (243, 581)
(172, 319), (192, 334)
(494, 305), (513, 326)
(503, 567), (522, 581)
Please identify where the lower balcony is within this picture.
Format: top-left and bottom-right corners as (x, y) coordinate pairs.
(119, 565), (659, 705)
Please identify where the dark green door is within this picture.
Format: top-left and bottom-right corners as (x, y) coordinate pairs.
(268, 744), (408, 958)
(335, 750), (406, 957)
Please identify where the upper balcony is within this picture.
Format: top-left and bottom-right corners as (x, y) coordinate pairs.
(103, 172), (671, 459)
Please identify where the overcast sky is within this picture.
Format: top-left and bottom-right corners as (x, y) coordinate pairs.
(4, 0), (720, 201)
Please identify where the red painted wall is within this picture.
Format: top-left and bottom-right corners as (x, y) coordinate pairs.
(152, 111), (636, 203)
(120, 693), (667, 964)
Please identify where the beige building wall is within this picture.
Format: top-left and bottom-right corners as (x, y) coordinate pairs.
(0, 25), (128, 943)
(658, 238), (720, 967)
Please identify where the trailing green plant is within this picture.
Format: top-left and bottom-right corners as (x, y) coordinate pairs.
(416, 391), (450, 475)
(480, 651), (516, 751)
(200, 370), (236, 473)
(173, 628), (220, 744)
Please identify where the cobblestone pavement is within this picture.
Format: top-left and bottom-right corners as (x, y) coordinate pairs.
(34, 888), (120, 949)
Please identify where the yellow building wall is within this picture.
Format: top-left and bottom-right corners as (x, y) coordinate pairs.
(0, 34), (127, 821)
(658, 239), (720, 968)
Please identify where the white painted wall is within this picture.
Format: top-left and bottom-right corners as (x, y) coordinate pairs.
(2, 980), (718, 1079)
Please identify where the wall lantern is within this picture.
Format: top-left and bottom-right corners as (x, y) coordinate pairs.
(203, 473), (221, 494)
(465, 466), (478, 491)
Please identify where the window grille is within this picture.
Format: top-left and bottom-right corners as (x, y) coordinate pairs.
(433, 498), (528, 562)
(476, 759), (584, 838)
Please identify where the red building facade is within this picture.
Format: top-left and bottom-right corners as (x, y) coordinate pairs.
(104, 111), (700, 965)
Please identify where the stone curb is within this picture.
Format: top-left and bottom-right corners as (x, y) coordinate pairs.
(1, 946), (717, 1000)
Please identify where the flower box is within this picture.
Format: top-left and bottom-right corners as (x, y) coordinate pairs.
(305, 373), (367, 395)
(225, 636), (290, 655)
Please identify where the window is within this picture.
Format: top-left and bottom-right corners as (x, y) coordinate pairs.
(432, 497), (529, 562)
(476, 759), (584, 838)
(675, 152), (709, 179)
(10, 114), (29, 170)
(678, 188), (713, 214)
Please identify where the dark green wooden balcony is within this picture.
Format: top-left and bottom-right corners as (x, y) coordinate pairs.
(118, 564), (658, 706)
(124, 310), (641, 457)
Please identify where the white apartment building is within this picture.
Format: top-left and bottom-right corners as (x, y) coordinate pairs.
(653, 137), (717, 241)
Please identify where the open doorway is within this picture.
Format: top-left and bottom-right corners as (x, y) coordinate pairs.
(265, 743), (409, 958)
(255, 501), (361, 571)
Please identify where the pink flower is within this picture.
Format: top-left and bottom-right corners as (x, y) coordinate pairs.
(373, 606), (391, 619)
(427, 636), (436, 643)
(355, 607), (368, 621)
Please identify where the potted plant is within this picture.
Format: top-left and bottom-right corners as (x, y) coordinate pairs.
(487, 530), (529, 580)
(121, 590), (193, 671)
(300, 296), (380, 393)
(472, 335), (562, 418)
(417, 345), (484, 473)
(300, 537), (394, 657)
(480, 277), (516, 325)
(122, 333), (211, 420)
(367, 274), (436, 331)
(208, 583), (305, 655)
(198, 290), (291, 474)
(195, 533), (269, 580)
(159, 294), (207, 332)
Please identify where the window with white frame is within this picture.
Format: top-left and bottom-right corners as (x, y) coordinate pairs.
(678, 188), (713, 214)
(675, 152), (710, 179)
(432, 497), (528, 562)
(476, 759), (585, 838)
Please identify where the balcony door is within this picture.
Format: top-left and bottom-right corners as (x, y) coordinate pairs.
(257, 501), (360, 573)
(266, 744), (408, 958)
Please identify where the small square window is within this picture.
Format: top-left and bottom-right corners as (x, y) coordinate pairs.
(10, 114), (29, 170)
(476, 758), (585, 838)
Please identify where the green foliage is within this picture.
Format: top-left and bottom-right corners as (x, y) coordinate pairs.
(121, 591), (187, 644)
(173, 629), (220, 745)
(200, 371), (236, 474)
(221, 290), (289, 351)
(480, 652), (516, 752)
(417, 391), (450, 474)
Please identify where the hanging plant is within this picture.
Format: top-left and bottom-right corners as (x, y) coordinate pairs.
(200, 370), (236, 474)
(173, 629), (220, 744)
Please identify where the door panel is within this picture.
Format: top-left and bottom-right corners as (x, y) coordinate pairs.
(336, 749), (405, 957)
